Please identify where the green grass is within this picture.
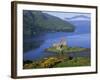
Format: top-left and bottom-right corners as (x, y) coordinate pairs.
(23, 56), (90, 69)
(45, 46), (88, 54)
(54, 57), (90, 67)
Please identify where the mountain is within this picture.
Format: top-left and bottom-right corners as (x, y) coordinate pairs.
(65, 15), (91, 34)
(23, 10), (75, 39)
(23, 10), (75, 52)
(65, 15), (90, 21)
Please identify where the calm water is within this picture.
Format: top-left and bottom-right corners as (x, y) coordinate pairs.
(23, 33), (90, 61)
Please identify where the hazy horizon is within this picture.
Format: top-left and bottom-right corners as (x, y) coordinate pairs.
(43, 11), (91, 20)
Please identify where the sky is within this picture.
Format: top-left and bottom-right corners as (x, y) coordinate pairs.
(43, 11), (91, 20)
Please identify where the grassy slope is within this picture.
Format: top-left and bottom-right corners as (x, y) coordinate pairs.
(23, 56), (90, 69)
(54, 57), (90, 67)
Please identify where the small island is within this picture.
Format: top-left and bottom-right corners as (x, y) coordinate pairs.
(45, 38), (89, 54)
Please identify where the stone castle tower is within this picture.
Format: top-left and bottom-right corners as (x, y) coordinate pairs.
(52, 37), (67, 50)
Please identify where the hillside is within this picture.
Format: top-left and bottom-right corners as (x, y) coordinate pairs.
(23, 10), (75, 39)
(23, 10), (75, 52)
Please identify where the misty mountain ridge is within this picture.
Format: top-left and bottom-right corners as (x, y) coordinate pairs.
(65, 15), (90, 21)
(64, 15), (91, 34)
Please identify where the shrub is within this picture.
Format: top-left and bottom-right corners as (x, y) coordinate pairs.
(40, 57), (61, 68)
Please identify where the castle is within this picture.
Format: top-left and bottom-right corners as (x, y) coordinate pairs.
(52, 37), (67, 50)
